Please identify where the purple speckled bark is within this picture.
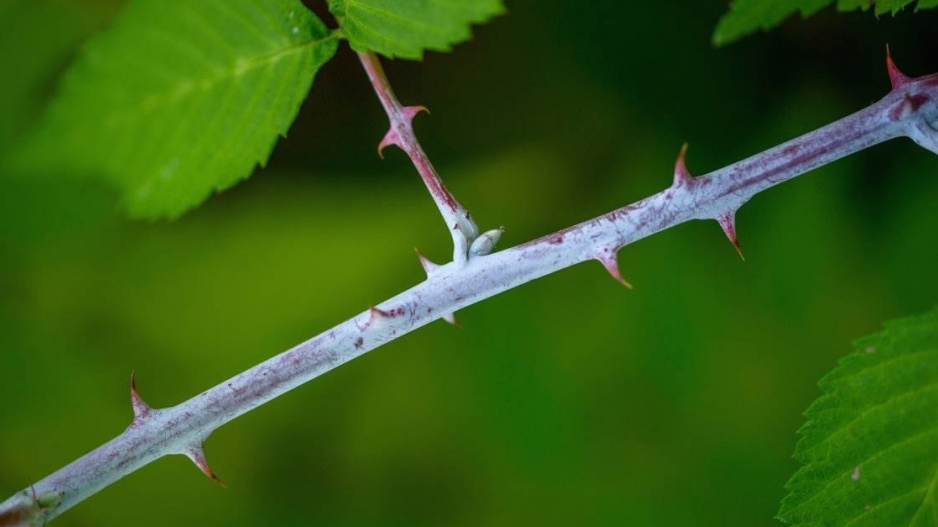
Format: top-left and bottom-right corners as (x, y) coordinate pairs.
(358, 51), (480, 265)
(2, 59), (937, 526)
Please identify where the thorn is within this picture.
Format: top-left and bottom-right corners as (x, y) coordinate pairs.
(370, 306), (391, 319)
(185, 445), (226, 488)
(716, 211), (744, 260)
(356, 306), (393, 331)
(401, 105), (429, 122)
(673, 143), (693, 187)
(442, 312), (461, 327)
(886, 45), (911, 90)
(377, 107), (428, 159)
(377, 129), (400, 159)
(595, 252), (633, 289)
(130, 371), (151, 421)
(414, 248), (439, 276)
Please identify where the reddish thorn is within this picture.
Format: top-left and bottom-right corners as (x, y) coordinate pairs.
(596, 253), (633, 289)
(401, 105), (429, 123)
(442, 312), (461, 327)
(414, 248), (439, 276)
(130, 371), (151, 420)
(377, 129), (400, 159)
(673, 143), (693, 187)
(186, 445), (226, 488)
(716, 212), (744, 260)
(370, 306), (391, 319)
(886, 45), (911, 90)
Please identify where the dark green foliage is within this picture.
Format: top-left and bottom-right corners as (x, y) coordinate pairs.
(12, 0), (337, 218)
(780, 309), (938, 525)
(327, 0), (504, 59)
(714, 0), (938, 45)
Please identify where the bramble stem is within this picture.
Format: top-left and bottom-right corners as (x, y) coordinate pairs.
(357, 51), (480, 265)
(3, 59), (938, 527)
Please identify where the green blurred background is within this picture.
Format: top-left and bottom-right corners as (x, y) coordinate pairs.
(2, 1), (938, 525)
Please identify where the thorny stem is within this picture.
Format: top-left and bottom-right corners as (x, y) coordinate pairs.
(357, 51), (480, 266)
(3, 57), (938, 527)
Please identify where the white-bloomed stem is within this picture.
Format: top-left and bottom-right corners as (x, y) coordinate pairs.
(4, 64), (938, 526)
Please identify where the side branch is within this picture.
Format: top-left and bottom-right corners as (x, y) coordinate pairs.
(357, 51), (480, 265)
(3, 57), (938, 527)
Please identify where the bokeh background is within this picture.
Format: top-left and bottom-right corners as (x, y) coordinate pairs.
(2, 1), (938, 525)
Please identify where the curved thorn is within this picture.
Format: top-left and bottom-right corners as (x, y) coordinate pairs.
(401, 105), (429, 122)
(595, 253), (633, 289)
(414, 248), (439, 276)
(887, 45), (911, 90)
(130, 371), (151, 421)
(673, 142), (693, 187)
(185, 445), (226, 488)
(716, 211), (744, 260)
(379, 107), (429, 158)
(377, 129), (400, 159)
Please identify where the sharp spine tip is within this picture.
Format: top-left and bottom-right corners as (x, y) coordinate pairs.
(402, 105), (429, 121)
(130, 371), (151, 420)
(716, 212), (744, 260)
(886, 45), (911, 90)
(596, 252), (633, 289)
(442, 312), (460, 327)
(377, 129), (400, 159)
(414, 248), (439, 276)
(186, 445), (226, 488)
(673, 142), (693, 187)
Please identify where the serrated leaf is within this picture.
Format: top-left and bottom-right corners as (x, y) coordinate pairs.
(713, 0), (938, 46)
(328, 0), (504, 60)
(779, 308), (938, 526)
(14, 0), (338, 219)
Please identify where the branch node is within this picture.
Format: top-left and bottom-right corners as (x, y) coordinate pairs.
(442, 312), (460, 327)
(469, 227), (505, 257)
(716, 211), (744, 260)
(452, 228), (470, 267)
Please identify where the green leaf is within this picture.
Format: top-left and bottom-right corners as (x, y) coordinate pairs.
(14, 0), (338, 219)
(328, 0), (504, 60)
(713, 0), (938, 46)
(779, 308), (938, 526)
